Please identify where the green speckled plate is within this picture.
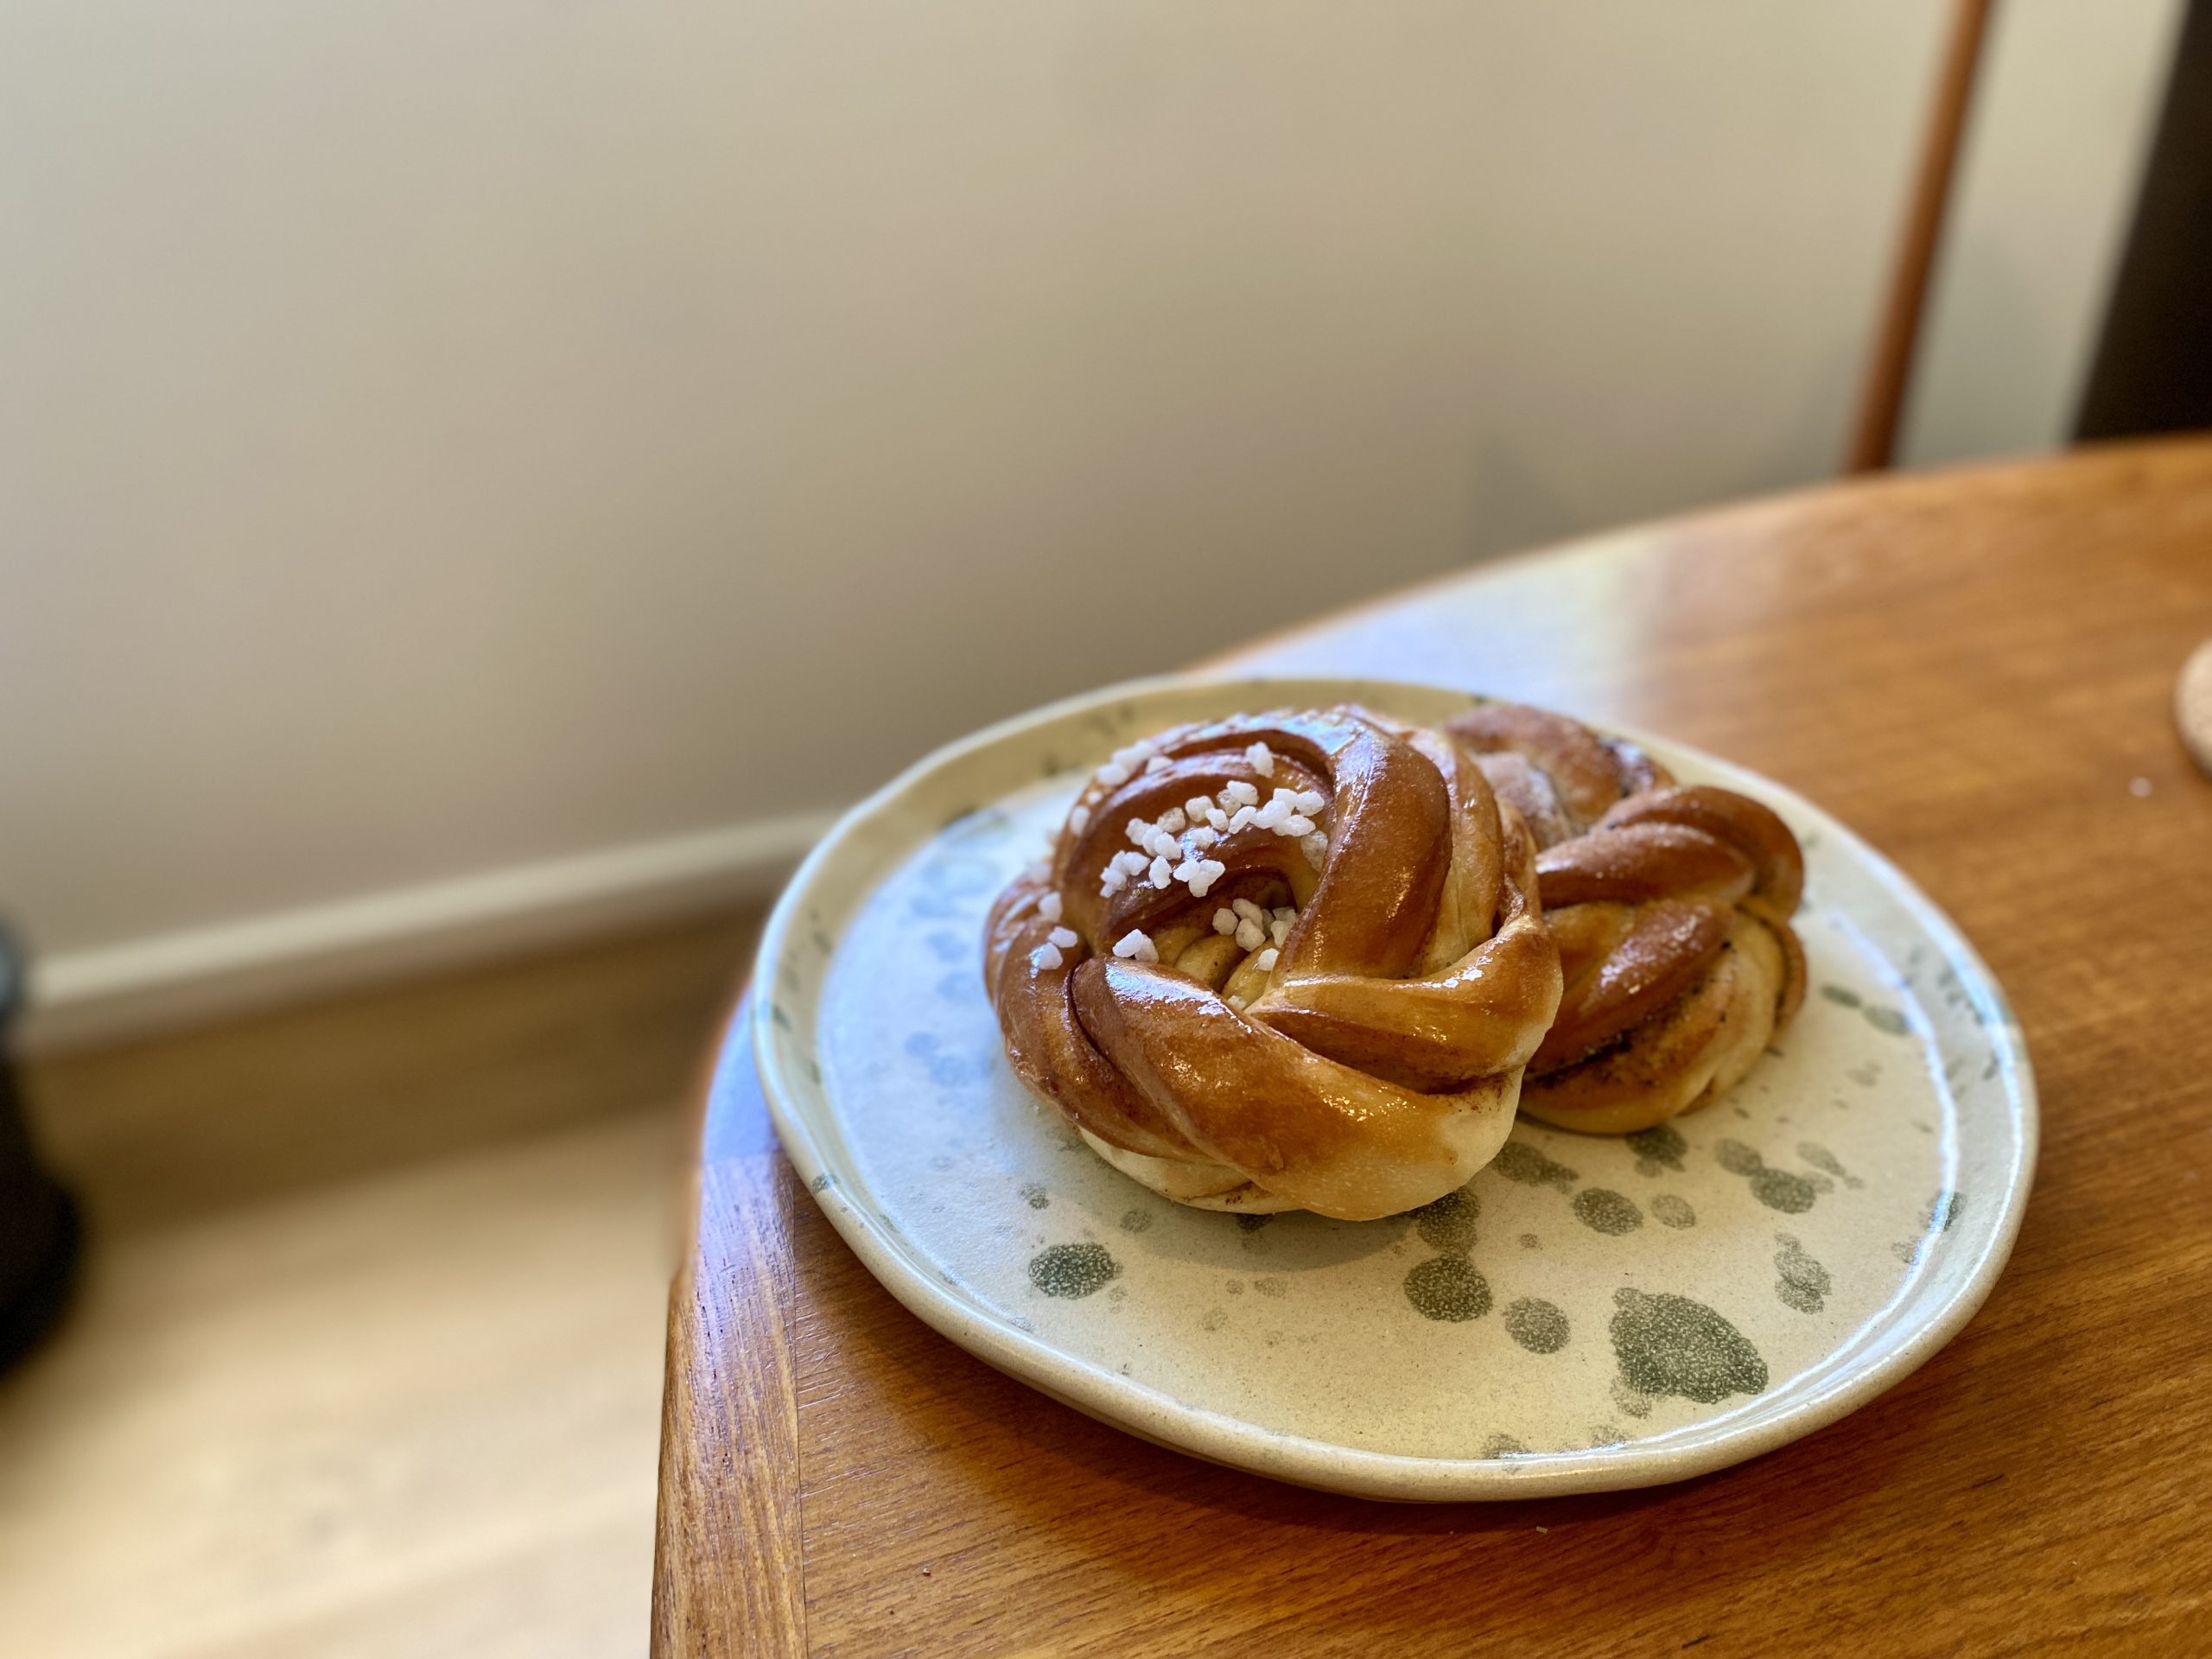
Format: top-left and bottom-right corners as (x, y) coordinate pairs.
(753, 677), (2035, 1501)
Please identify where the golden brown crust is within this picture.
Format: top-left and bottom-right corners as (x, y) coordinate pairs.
(1447, 704), (1807, 1134)
(985, 875), (1188, 1160)
(1448, 702), (1645, 828)
(1518, 912), (1788, 1134)
(983, 706), (1562, 1220)
(1596, 785), (1806, 914)
(1532, 898), (1733, 1071)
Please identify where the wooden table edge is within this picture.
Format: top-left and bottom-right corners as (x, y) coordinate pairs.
(649, 434), (2212, 1657)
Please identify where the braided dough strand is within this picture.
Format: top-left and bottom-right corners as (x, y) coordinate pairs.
(1447, 702), (1808, 1133)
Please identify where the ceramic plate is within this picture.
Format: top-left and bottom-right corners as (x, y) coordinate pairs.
(753, 677), (2034, 1500)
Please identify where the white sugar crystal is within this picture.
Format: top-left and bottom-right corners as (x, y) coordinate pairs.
(1235, 918), (1266, 950)
(1126, 817), (1154, 845)
(1205, 807), (1231, 833)
(1172, 858), (1198, 883)
(1254, 799), (1292, 830)
(1068, 805), (1090, 835)
(1146, 830), (1180, 860)
(1099, 866), (1128, 895)
(1190, 859), (1225, 896)
(1213, 908), (1238, 935)
(1270, 915), (1291, 946)
(1255, 947), (1280, 972)
(1272, 906), (1296, 924)
(1300, 831), (1328, 868)
(1223, 780), (1260, 807)
(1269, 787), (1300, 806)
(1144, 754), (1171, 773)
(1294, 789), (1326, 816)
(1281, 814), (1314, 838)
(1114, 850), (1148, 876)
(1096, 761), (1131, 788)
(1227, 993), (1248, 1011)
(1033, 942), (1064, 970)
(1232, 898), (1265, 923)
(1229, 805), (1257, 832)
(1185, 826), (1217, 849)
(1147, 855), (1173, 889)
(1038, 891), (1063, 922)
(1156, 806), (1187, 835)
(1049, 925), (1077, 949)
(1113, 929), (1159, 963)
(1184, 796), (1212, 822)
(1245, 742), (1274, 778)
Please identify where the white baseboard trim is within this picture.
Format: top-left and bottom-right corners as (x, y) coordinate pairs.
(20, 808), (841, 1054)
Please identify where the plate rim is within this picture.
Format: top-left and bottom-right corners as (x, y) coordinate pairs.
(748, 672), (2039, 1501)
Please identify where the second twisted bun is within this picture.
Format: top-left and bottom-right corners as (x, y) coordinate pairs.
(1447, 702), (1808, 1134)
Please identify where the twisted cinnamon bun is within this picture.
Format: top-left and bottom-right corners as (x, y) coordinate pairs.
(984, 708), (1562, 1219)
(1447, 702), (1807, 1134)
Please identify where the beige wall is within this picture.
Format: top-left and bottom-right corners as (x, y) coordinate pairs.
(1904, 0), (2182, 467)
(0, 3), (2156, 999)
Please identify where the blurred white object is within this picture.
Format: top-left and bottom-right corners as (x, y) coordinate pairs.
(2178, 639), (2212, 779)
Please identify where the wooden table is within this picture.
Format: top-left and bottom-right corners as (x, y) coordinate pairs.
(654, 440), (2212, 1657)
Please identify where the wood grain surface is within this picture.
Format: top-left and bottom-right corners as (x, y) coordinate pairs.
(653, 439), (2212, 1657)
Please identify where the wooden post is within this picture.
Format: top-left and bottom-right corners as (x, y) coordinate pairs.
(1845, 0), (1997, 474)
